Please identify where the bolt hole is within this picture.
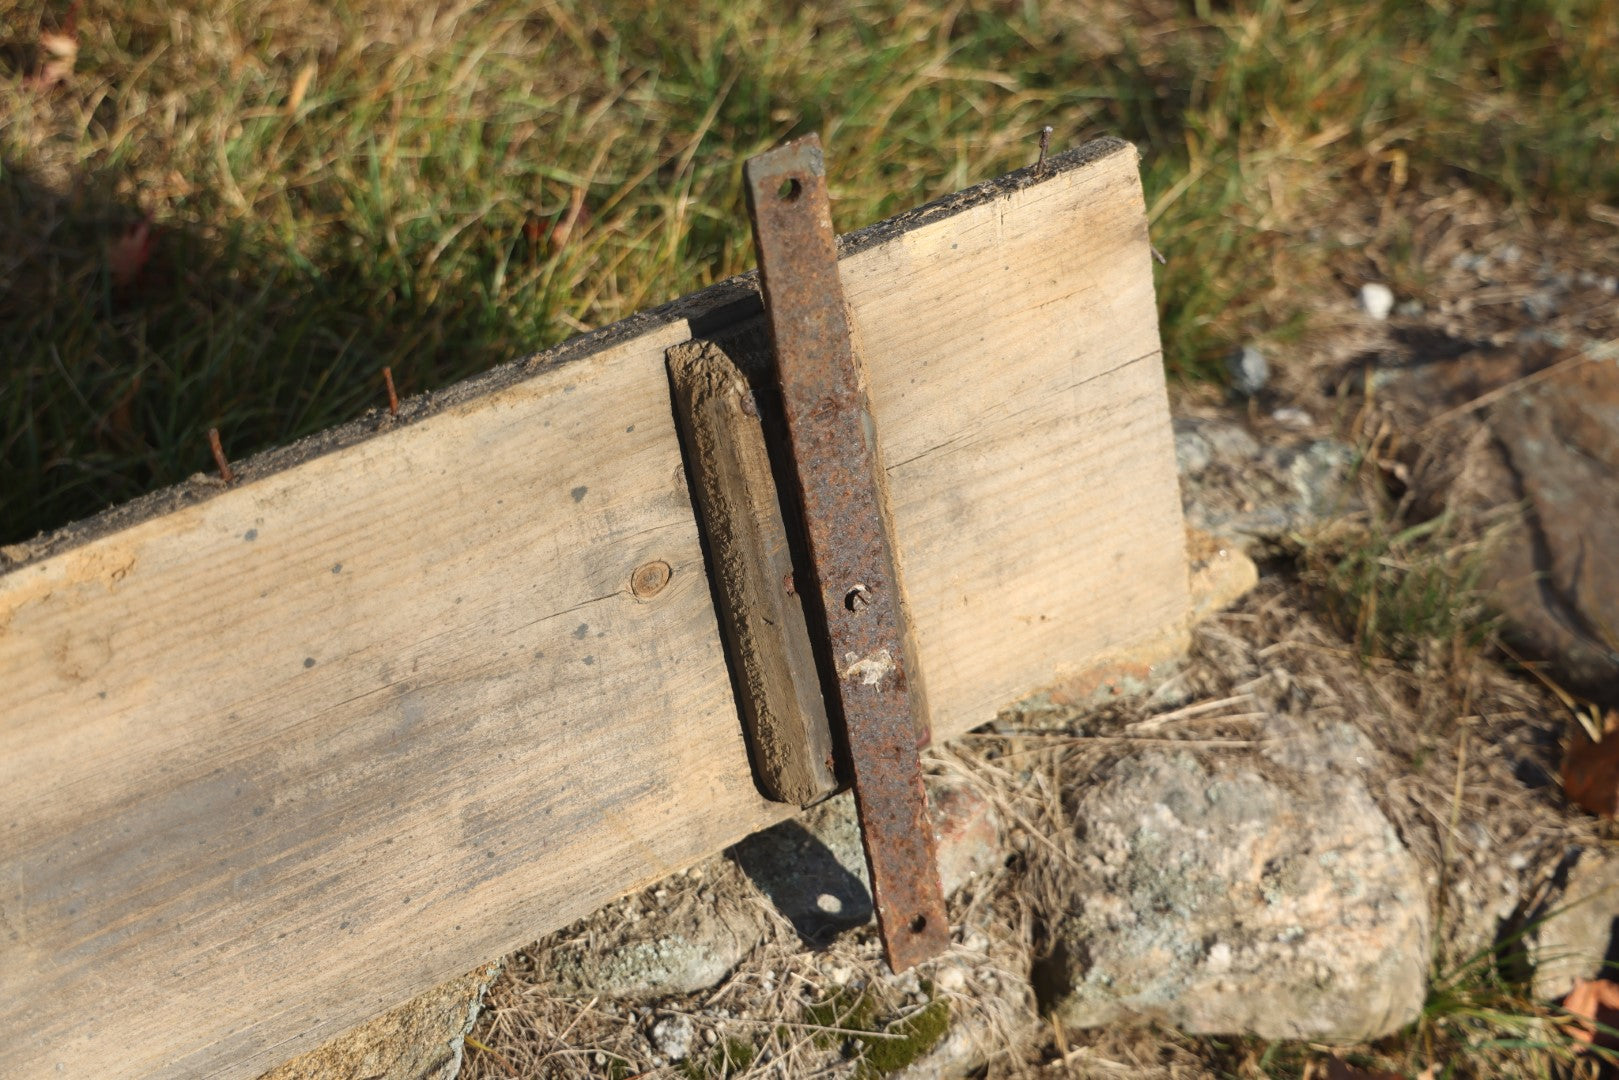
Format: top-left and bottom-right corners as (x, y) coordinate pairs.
(909, 914), (928, 934)
(776, 177), (802, 202)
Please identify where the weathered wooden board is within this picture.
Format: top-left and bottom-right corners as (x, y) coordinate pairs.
(0, 137), (1188, 1078)
(667, 339), (838, 806)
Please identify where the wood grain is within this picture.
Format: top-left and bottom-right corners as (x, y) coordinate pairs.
(0, 137), (1188, 1079)
(667, 339), (837, 805)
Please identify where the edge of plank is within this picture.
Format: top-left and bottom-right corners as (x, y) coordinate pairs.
(0, 137), (1136, 576)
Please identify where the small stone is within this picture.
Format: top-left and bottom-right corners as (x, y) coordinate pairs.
(1457, 359), (1619, 697)
(1196, 420), (1261, 462)
(540, 866), (766, 998)
(703, 1029), (717, 1046)
(1174, 427), (1213, 476)
(929, 781), (1003, 893)
(1176, 418), (1356, 551)
(1522, 290), (1560, 321)
(1359, 282), (1395, 320)
(935, 965), (968, 993)
(1270, 407), (1313, 429)
(1530, 849), (1619, 999)
(594, 1052), (607, 1066)
(1225, 345), (1269, 396)
(651, 1016), (696, 1062)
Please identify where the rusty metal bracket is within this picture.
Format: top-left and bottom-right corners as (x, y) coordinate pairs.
(743, 134), (949, 973)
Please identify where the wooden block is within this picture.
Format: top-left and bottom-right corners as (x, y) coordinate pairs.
(0, 137), (1189, 1079)
(667, 338), (838, 805)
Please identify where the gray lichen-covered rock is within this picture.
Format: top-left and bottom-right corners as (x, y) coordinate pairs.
(543, 879), (769, 998)
(1175, 417), (1357, 551)
(257, 961), (500, 1080)
(1468, 359), (1619, 701)
(889, 942), (1041, 1080)
(1384, 340), (1619, 703)
(1529, 847), (1619, 1000)
(538, 778), (1004, 999)
(1037, 747), (1428, 1042)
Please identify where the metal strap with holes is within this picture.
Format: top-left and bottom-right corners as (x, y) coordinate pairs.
(744, 135), (949, 973)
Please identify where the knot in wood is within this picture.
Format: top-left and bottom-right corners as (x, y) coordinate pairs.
(631, 560), (672, 600)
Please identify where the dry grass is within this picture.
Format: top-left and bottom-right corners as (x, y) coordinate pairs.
(459, 573), (1602, 1079)
(5, 0), (1618, 542)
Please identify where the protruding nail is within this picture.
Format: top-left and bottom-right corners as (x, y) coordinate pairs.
(208, 428), (234, 484)
(383, 366), (399, 416)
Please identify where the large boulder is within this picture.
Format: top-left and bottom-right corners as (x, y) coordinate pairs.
(1036, 743), (1429, 1042)
(1390, 341), (1619, 703)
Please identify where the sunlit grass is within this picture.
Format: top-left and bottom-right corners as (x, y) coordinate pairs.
(3, 0), (1615, 544)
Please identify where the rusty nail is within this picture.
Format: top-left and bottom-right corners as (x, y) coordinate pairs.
(208, 427), (234, 484)
(383, 366), (399, 416)
(631, 560), (672, 600)
(1036, 126), (1053, 177)
(845, 583), (872, 611)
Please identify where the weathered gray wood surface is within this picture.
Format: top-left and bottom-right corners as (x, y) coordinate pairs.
(0, 137), (1188, 1078)
(667, 339), (838, 805)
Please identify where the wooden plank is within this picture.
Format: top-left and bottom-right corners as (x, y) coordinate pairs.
(667, 339), (838, 806)
(0, 137), (1188, 1079)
